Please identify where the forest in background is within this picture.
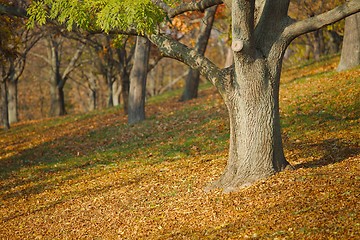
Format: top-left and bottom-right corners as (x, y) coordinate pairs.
(1, 0), (356, 125)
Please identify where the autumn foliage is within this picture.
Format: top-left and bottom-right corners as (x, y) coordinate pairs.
(0, 56), (359, 238)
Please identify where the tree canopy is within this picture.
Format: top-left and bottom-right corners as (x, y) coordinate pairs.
(27, 0), (166, 33)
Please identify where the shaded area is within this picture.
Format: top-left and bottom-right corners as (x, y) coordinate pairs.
(294, 138), (359, 169)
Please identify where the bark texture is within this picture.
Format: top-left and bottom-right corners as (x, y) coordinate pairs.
(128, 36), (150, 124)
(338, 12), (360, 71)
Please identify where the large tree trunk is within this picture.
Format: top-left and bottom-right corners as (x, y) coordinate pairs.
(207, 57), (291, 192)
(338, 12), (360, 71)
(128, 36), (150, 124)
(180, 6), (217, 101)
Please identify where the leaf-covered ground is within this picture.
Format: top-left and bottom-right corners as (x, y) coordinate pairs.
(0, 56), (359, 239)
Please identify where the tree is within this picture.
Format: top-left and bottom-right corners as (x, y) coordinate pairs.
(287, 0), (345, 62)
(0, 4), (22, 129)
(31, 34), (84, 116)
(128, 36), (150, 124)
(180, 5), (217, 101)
(337, 12), (360, 71)
(47, 35), (84, 116)
(149, 0), (360, 192)
(13, 0), (360, 192)
(0, 74), (10, 129)
(6, 28), (42, 123)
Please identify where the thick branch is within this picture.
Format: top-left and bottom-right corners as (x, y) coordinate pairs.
(232, 0), (255, 53)
(284, 1), (360, 41)
(148, 33), (226, 95)
(152, 0), (223, 18)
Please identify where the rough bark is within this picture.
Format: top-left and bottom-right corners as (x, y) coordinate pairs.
(207, 56), (290, 192)
(180, 6), (217, 101)
(128, 36), (150, 124)
(337, 12), (360, 71)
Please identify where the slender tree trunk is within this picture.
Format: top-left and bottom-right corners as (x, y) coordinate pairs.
(49, 76), (66, 116)
(327, 30), (342, 54)
(128, 36), (150, 124)
(7, 77), (18, 123)
(181, 69), (201, 100)
(107, 79), (114, 107)
(48, 38), (67, 117)
(6, 62), (18, 123)
(121, 72), (130, 114)
(313, 29), (325, 61)
(87, 72), (97, 111)
(180, 6), (217, 101)
(112, 80), (120, 106)
(0, 80), (10, 129)
(338, 12), (360, 71)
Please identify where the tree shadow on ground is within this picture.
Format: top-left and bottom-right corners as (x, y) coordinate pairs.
(292, 138), (359, 169)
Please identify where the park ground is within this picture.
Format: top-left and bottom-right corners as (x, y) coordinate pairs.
(0, 55), (359, 239)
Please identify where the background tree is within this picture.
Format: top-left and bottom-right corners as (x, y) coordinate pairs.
(0, 2), (22, 129)
(180, 5), (217, 101)
(128, 36), (150, 124)
(31, 34), (84, 116)
(337, 12), (360, 71)
(6, 28), (42, 123)
(287, 0), (345, 63)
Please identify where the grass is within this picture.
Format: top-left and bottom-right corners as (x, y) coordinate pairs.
(0, 55), (359, 239)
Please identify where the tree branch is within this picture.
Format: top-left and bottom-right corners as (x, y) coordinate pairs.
(61, 44), (85, 87)
(284, 1), (360, 41)
(232, 0), (254, 54)
(152, 0), (223, 18)
(29, 52), (51, 65)
(148, 33), (226, 95)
